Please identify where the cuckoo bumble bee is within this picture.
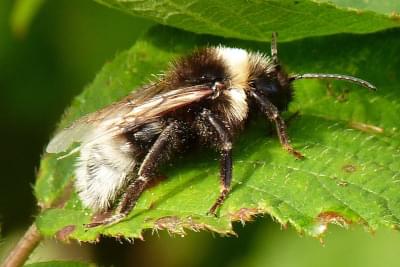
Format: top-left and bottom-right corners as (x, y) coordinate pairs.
(46, 33), (376, 227)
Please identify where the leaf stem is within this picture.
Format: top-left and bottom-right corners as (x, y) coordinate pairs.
(2, 223), (42, 267)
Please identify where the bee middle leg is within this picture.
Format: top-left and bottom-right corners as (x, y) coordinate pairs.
(85, 120), (183, 228)
(250, 91), (304, 159)
(200, 110), (233, 216)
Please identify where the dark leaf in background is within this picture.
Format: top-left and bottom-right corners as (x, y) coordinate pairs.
(95, 0), (400, 41)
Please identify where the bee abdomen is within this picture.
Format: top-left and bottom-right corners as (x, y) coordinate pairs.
(75, 137), (136, 211)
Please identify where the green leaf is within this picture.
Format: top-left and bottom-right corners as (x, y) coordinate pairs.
(323, 0), (400, 15)
(94, 0), (400, 42)
(234, 226), (400, 267)
(10, 0), (45, 38)
(25, 261), (94, 267)
(35, 26), (400, 241)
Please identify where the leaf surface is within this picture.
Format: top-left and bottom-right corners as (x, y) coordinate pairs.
(10, 0), (45, 38)
(35, 27), (400, 241)
(95, 0), (400, 42)
(25, 261), (93, 267)
(324, 0), (400, 15)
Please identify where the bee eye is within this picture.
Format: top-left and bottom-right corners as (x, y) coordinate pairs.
(199, 74), (226, 88)
(200, 74), (217, 83)
(249, 80), (256, 88)
(252, 77), (279, 95)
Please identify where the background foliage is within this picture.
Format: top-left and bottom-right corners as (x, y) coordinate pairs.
(1, 0), (400, 266)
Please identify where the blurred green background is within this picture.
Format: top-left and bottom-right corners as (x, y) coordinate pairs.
(1, 0), (400, 266)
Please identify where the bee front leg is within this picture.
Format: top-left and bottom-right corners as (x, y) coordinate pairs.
(200, 110), (233, 216)
(85, 121), (182, 228)
(250, 91), (304, 159)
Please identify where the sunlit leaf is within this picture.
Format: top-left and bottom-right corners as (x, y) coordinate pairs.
(35, 26), (400, 241)
(95, 0), (400, 42)
(25, 261), (94, 267)
(10, 0), (45, 38)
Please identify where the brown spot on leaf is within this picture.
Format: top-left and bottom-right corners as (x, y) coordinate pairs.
(88, 210), (113, 226)
(39, 180), (74, 210)
(342, 164), (357, 173)
(391, 224), (400, 231)
(155, 216), (181, 228)
(312, 211), (355, 240)
(146, 175), (168, 189)
(326, 83), (349, 102)
(153, 215), (232, 236)
(336, 90), (349, 102)
(317, 211), (352, 228)
(56, 225), (76, 241)
(390, 12), (400, 22)
(230, 208), (262, 225)
(153, 216), (188, 236)
(144, 217), (154, 223)
(51, 181), (75, 208)
(148, 201), (158, 210)
(337, 180), (349, 187)
(92, 210), (113, 221)
(349, 121), (384, 134)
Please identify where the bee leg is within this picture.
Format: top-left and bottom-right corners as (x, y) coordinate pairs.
(85, 121), (182, 228)
(250, 91), (304, 159)
(201, 110), (233, 216)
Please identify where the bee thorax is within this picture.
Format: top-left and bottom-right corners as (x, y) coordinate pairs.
(216, 46), (250, 89)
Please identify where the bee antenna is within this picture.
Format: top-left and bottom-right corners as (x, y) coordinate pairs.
(271, 32), (278, 64)
(290, 73), (377, 91)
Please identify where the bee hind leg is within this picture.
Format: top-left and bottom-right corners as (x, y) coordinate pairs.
(85, 121), (183, 228)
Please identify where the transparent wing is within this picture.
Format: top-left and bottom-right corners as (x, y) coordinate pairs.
(46, 84), (213, 153)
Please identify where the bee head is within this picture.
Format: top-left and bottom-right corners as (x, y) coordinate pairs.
(247, 33), (293, 111)
(249, 65), (293, 111)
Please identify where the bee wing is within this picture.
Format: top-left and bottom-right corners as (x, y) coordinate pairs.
(46, 84), (213, 153)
